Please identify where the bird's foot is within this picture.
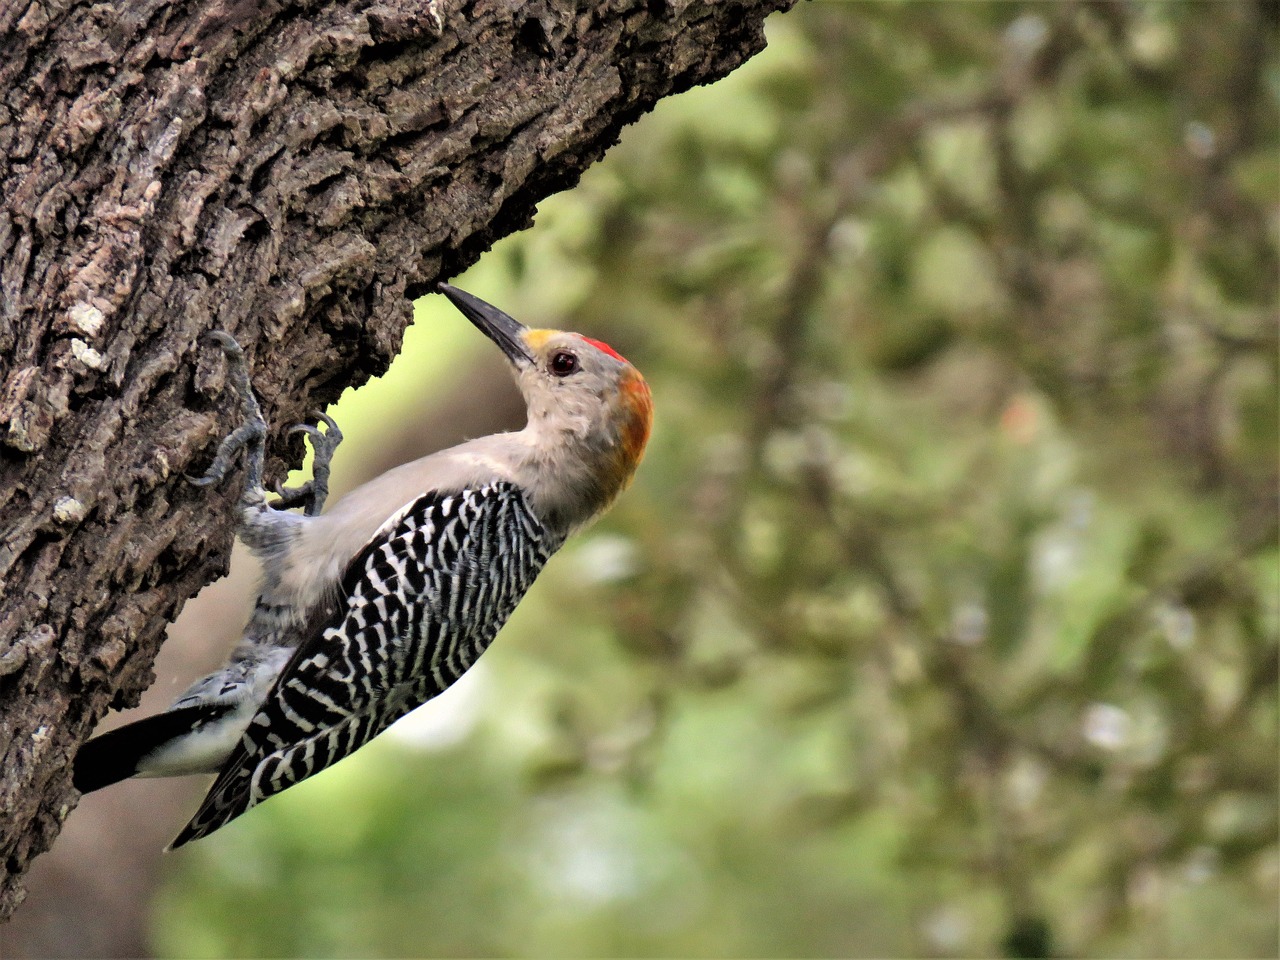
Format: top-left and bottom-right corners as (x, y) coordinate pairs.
(271, 412), (343, 516)
(188, 331), (267, 497)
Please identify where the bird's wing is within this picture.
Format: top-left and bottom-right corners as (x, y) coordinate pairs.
(170, 482), (558, 848)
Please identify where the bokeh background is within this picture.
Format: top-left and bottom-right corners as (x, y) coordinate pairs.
(8, 2), (1278, 957)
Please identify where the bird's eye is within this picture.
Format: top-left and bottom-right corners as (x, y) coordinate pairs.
(549, 351), (579, 377)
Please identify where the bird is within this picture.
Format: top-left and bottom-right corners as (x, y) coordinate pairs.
(72, 283), (653, 848)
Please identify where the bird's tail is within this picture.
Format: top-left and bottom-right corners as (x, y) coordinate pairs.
(73, 703), (233, 794)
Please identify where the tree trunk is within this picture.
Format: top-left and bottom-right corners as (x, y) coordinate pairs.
(0, 0), (792, 920)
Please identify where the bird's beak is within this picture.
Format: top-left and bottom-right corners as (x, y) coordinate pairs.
(438, 283), (534, 366)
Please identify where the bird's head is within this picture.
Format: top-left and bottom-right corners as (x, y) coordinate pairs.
(439, 283), (653, 528)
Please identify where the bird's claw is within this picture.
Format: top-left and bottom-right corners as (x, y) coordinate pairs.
(270, 410), (343, 516)
(189, 331), (267, 496)
(190, 335), (340, 516)
(203, 330), (242, 354)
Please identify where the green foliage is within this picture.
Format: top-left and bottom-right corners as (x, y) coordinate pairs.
(156, 3), (1278, 956)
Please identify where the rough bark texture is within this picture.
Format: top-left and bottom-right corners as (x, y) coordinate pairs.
(0, 0), (792, 920)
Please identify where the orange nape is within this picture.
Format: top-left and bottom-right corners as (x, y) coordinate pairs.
(617, 370), (653, 473)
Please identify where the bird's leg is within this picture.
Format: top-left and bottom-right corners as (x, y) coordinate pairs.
(188, 332), (300, 554)
(271, 412), (343, 517)
(189, 331), (267, 503)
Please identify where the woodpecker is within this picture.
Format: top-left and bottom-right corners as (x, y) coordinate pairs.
(73, 284), (653, 848)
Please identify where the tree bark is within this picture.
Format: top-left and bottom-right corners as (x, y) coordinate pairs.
(0, 0), (792, 920)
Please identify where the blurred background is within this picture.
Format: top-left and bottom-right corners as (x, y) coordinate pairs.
(7, 2), (1278, 956)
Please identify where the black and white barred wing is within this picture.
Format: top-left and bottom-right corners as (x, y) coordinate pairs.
(171, 482), (558, 848)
